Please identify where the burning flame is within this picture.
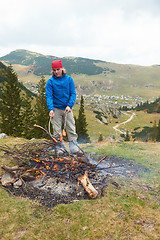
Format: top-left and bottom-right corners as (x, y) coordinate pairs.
(27, 154), (94, 179)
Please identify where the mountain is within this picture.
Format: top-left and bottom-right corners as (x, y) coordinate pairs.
(0, 49), (105, 76)
(1, 49), (160, 98)
(0, 61), (35, 98)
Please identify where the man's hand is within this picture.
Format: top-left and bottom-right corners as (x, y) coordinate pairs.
(49, 110), (55, 118)
(65, 106), (71, 113)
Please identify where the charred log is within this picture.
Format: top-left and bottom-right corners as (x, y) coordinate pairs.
(78, 171), (98, 199)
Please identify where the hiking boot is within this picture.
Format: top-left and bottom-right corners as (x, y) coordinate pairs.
(55, 142), (66, 155)
(69, 140), (81, 154)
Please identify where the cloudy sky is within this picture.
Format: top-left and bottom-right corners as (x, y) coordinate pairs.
(0, 0), (160, 66)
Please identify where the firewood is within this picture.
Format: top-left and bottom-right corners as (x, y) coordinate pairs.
(1, 165), (26, 172)
(20, 172), (36, 181)
(96, 156), (107, 166)
(13, 179), (23, 188)
(34, 124), (58, 143)
(78, 171), (98, 199)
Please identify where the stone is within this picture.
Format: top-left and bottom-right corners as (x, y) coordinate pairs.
(0, 133), (8, 139)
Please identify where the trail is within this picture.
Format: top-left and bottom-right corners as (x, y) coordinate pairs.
(113, 112), (135, 134)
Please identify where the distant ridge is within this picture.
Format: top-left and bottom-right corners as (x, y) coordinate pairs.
(1, 49), (160, 98)
(0, 49), (105, 76)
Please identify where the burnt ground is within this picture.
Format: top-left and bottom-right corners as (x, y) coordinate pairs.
(1, 153), (149, 208)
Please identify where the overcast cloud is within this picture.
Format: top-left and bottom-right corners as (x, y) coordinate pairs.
(0, 0), (160, 66)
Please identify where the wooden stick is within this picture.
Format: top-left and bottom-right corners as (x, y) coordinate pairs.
(1, 165), (26, 172)
(96, 156), (107, 167)
(34, 124), (58, 143)
(95, 164), (124, 171)
(78, 171), (98, 199)
(60, 133), (63, 142)
(62, 129), (66, 137)
(60, 113), (67, 141)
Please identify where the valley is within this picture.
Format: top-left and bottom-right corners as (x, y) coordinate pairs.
(0, 49), (160, 142)
(1, 49), (160, 100)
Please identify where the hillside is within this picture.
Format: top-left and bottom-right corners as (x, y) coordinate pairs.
(0, 49), (104, 76)
(0, 61), (35, 98)
(1, 49), (160, 98)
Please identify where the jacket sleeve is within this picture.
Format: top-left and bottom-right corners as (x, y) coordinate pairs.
(45, 78), (54, 112)
(67, 77), (76, 108)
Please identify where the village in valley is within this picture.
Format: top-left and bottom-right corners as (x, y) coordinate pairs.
(76, 94), (156, 109)
(25, 80), (156, 110)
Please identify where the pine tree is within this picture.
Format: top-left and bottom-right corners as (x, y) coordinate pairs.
(0, 65), (22, 136)
(151, 120), (158, 141)
(98, 133), (103, 142)
(76, 95), (90, 143)
(124, 130), (130, 141)
(157, 106), (160, 113)
(156, 119), (160, 141)
(21, 93), (35, 139)
(34, 76), (49, 138)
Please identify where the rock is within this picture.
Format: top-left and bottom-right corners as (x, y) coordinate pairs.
(13, 179), (23, 188)
(1, 172), (17, 186)
(0, 133), (8, 139)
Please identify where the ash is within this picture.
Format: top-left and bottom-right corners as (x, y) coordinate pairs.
(3, 155), (149, 208)
(0, 140), (149, 208)
(4, 171), (108, 208)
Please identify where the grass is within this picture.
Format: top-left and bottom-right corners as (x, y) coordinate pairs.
(84, 140), (160, 169)
(0, 183), (160, 239)
(1, 56), (160, 239)
(0, 138), (160, 239)
(73, 106), (160, 143)
(12, 62), (160, 98)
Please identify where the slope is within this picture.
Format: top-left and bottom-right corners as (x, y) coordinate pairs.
(1, 49), (160, 98)
(0, 61), (35, 98)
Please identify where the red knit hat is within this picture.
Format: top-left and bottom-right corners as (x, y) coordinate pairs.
(51, 60), (63, 69)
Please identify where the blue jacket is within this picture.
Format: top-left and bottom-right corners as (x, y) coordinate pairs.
(45, 74), (76, 112)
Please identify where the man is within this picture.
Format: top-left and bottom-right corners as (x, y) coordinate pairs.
(46, 60), (79, 155)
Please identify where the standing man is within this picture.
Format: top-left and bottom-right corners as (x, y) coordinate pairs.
(46, 60), (79, 155)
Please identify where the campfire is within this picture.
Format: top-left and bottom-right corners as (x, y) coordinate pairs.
(0, 135), (149, 208)
(25, 149), (99, 199)
(0, 140), (109, 207)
